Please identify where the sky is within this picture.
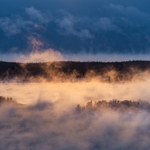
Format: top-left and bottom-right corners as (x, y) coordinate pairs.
(0, 0), (150, 55)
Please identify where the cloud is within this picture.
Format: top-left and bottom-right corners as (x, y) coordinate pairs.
(0, 17), (33, 36)
(0, 7), (50, 36)
(57, 11), (93, 39)
(25, 7), (50, 24)
(94, 17), (121, 31)
(109, 4), (149, 20)
(0, 1), (150, 53)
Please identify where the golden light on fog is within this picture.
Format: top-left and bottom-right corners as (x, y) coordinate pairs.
(0, 79), (150, 106)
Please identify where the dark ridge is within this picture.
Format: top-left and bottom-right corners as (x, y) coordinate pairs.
(0, 60), (150, 81)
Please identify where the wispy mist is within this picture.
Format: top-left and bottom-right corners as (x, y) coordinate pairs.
(1, 52), (150, 63)
(0, 62), (150, 149)
(0, 89), (150, 150)
(1, 0), (150, 149)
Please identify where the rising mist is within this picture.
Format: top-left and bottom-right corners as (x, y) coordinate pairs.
(0, 69), (150, 149)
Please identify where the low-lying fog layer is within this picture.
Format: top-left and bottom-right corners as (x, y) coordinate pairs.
(1, 51), (150, 62)
(0, 79), (150, 149)
(1, 79), (150, 105)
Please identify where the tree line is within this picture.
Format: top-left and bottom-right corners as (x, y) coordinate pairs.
(76, 99), (150, 112)
(0, 60), (150, 81)
(0, 96), (14, 104)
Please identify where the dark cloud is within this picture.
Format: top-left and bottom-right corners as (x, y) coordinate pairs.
(94, 17), (121, 32)
(0, 0), (150, 53)
(25, 7), (51, 24)
(108, 4), (150, 23)
(56, 10), (93, 39)
(0, 17), (33, 36)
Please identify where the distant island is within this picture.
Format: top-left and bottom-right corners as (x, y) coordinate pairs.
(76, 99), (150, 112)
